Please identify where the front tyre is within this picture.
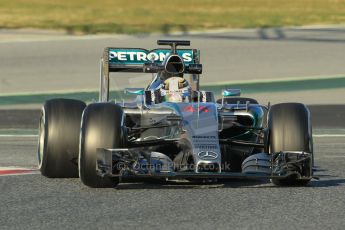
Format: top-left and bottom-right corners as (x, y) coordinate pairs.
(268, 103), (313, 186)
(79, 103), (126, 188)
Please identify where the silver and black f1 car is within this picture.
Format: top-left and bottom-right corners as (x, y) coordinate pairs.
(38, 40), (314, 188)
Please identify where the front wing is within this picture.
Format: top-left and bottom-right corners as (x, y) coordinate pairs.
(96, 148), (313, 181)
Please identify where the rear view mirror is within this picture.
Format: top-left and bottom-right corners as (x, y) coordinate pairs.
(222, 89), (241, 97)
(124, 88), (145, 95)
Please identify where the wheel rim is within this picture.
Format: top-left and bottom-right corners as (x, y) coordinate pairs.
(38, 114), (45, 168)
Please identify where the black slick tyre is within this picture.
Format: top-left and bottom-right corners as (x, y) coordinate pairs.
(268, 103), (313, 186)
(79, 103), (126, 188)
(38, 99), (86, 178)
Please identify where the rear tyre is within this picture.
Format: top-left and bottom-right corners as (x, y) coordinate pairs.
(38, 99), (86, 178)
(217, 97), (258, 104)
(79, 103), (126, 188)
(268, 103), (313, 186)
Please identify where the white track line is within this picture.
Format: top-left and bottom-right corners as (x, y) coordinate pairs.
(0, 134), (38, 137)
(0, 172), (40, 176)
(313, 134), (345, 137)
(0, 166), (36, 169)
(317, 155), (345, 159)
(0, 171), (40, 177)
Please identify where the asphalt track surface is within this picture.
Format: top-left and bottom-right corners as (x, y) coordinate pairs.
(0, 135), (345, 230)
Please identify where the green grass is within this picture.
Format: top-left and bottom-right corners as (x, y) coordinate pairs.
(1, 0), (345, 34)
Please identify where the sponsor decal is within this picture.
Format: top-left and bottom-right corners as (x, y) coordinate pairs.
(197, 151), (218, 160)
(193, 136), (219, 151)
(195, 145), (218, 150)
(183, 105), (210, 113)
(192, 135), (216, 139)
(109, 49), (194, 64)
(183, 105), (196, 113)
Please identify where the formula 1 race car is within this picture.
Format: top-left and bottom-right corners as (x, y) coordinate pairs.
(38, 40), (314, 188)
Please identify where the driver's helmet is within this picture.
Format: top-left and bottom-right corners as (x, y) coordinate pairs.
(161, 77), (191, 102)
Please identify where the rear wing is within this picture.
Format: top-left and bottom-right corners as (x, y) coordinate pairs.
(100, 46), (201, 102)
(107, 48), (200, 72)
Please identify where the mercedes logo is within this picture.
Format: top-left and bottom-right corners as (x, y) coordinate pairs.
(197, 151), (218, 160)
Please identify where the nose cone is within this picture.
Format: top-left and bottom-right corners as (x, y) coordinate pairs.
(164, 55), (185, 75)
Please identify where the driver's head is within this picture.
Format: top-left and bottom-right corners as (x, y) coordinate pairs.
(161, 77), (191, 102)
